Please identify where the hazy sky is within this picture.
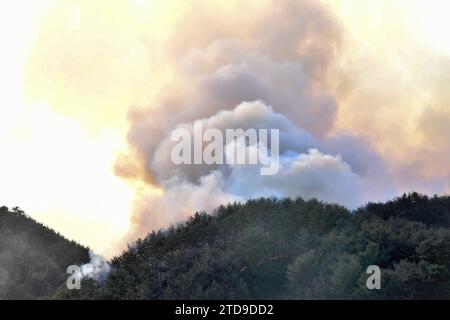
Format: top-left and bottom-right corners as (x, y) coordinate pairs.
(1, 0), (449, 255)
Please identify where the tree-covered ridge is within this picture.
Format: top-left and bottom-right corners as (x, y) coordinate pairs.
(0, 206), (89, 299)
(59, 193), (450, 300)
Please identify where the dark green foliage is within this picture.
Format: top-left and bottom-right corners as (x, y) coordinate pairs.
(0, 206), (89, 299)
(57, 193), (450, 300)
(360, 192), (450, 227)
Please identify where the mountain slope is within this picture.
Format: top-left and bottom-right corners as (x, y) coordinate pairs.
(58, 193), (450, 300)
(0, 206), (89, 299)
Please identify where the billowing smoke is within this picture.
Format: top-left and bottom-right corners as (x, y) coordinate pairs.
(115, 0), (395, 242)
(79, 250), (110, 282)
(21, 0), (450, 254)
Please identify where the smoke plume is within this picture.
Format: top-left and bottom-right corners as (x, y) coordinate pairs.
(115, 0), (396, 243)
(79, 250), (111, 282)
(24, 0), (450, 252)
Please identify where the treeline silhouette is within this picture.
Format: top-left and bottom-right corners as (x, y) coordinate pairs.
(57, 192), (450, 300)
(0, 206), (89, 299)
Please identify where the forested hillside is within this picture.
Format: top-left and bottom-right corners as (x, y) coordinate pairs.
(0, 206), (89, 299)
(57, 193), (450, 300)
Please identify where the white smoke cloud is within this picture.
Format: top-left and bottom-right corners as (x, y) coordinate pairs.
(79, 250), (111, 282)
(152, 101), (370, 207)
(152, 101), (316, 183)
(125, 101), (394, 240)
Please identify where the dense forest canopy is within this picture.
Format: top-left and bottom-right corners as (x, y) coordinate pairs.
(0, 206), (89, 299)
(54, 192), (450, 300)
